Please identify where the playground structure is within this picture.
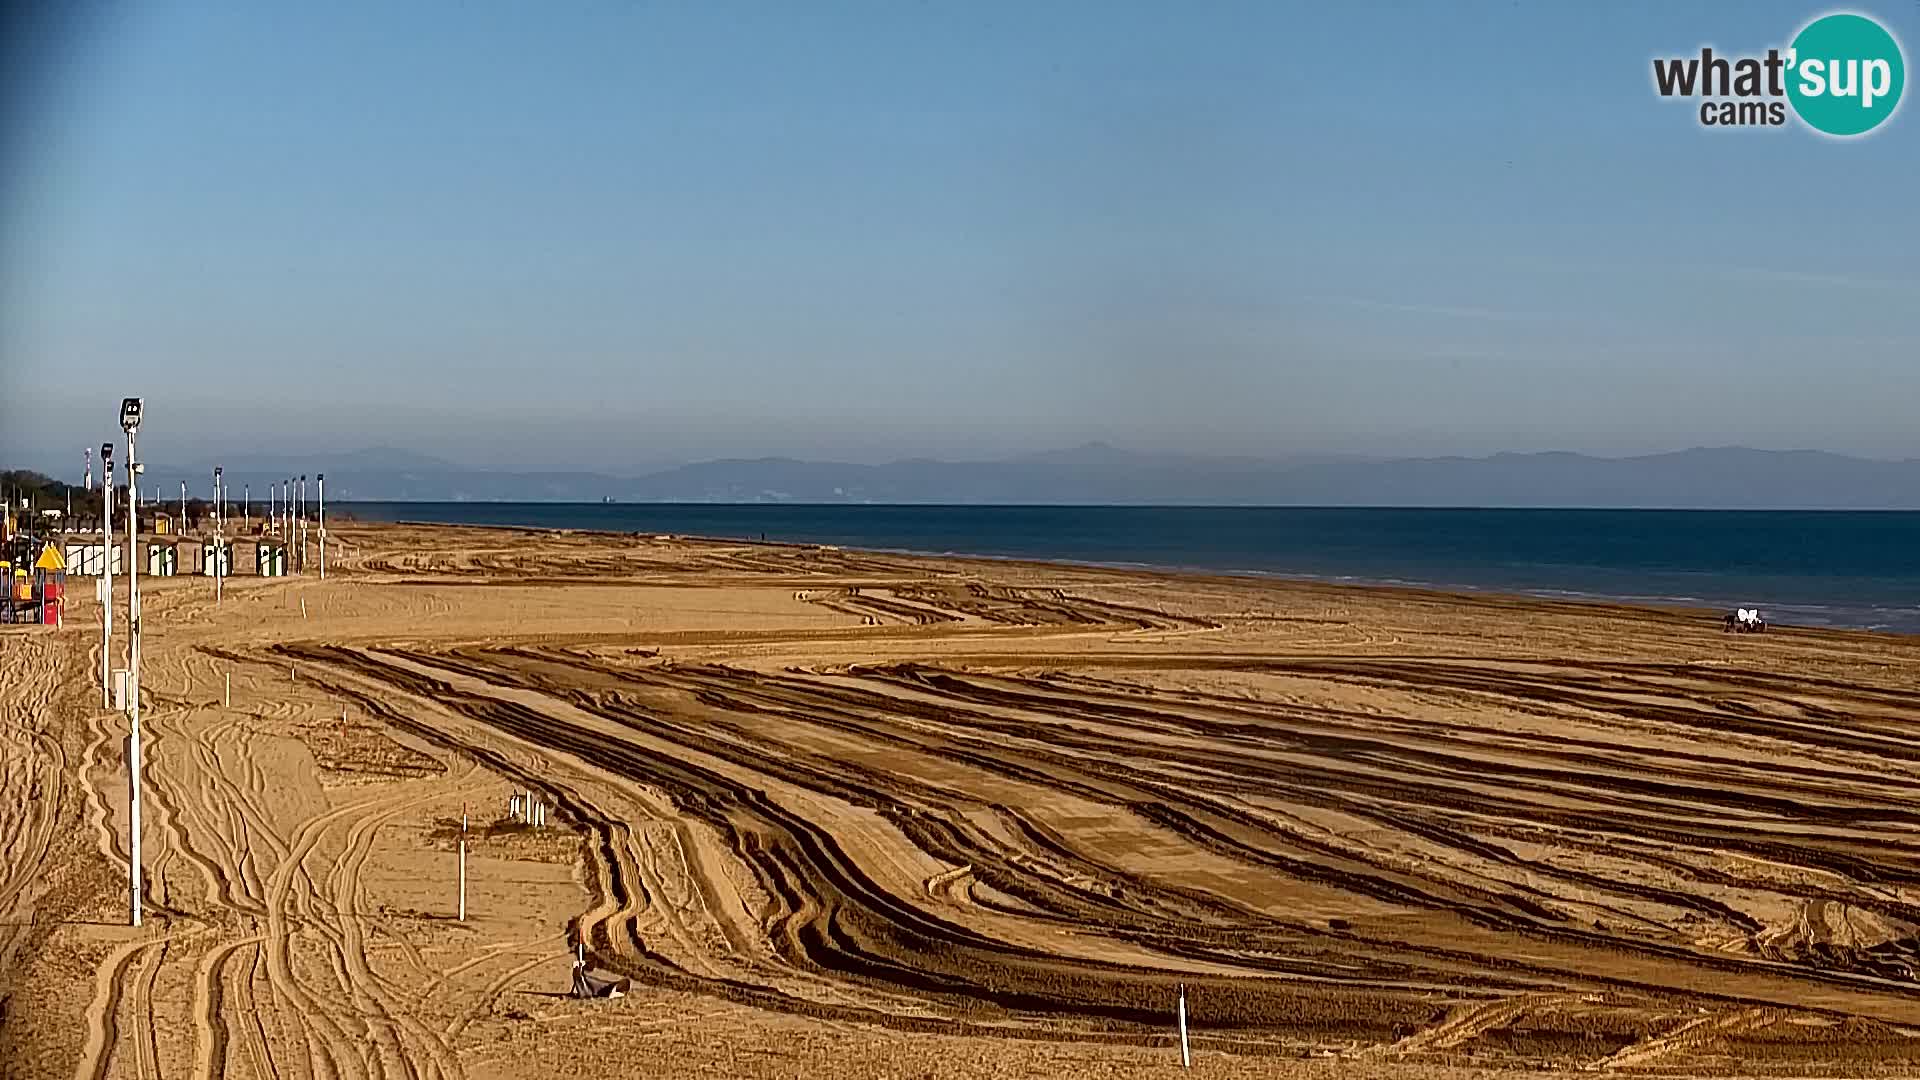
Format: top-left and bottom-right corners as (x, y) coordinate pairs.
(0, 543), (67, 625)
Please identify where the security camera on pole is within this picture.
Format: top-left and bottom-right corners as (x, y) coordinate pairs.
(119, 396), (145, 928)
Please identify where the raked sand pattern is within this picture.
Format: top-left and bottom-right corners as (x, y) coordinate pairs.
(5, 522), (1920, 1078)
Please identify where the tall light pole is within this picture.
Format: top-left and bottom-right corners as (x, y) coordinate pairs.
(317, 473), (325, 580)
(180, 481), (187, 534)
(119, 396), (144, 929)
(100, 444), (114, 709)
(243, 483), (249, 531)
(298, 475), (308, 572)
(213, 466), (223, 604)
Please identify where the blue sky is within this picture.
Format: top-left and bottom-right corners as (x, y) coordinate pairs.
(3, 2), (1916, 471)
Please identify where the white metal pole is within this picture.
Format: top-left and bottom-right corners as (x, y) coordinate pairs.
(101, 454), (113, 708)
(225, 671), (231, 708)
(180, 481), (186, 534)
(458, 809), (468, 922)
(128, 435), (139, 690)
(317, 473), (325, 580)
(1177, 984), (1190, 1068)
(243, 483), (248, 531)
(126, 428), (142, 929)
(213, 468), (222, 604)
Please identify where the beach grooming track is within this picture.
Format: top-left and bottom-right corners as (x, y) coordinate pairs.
(9, 520), (1920, 1076)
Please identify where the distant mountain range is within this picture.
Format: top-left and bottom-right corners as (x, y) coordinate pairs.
(115, 444), (1920, 509)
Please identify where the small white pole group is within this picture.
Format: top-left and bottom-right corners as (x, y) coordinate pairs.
(508, 790), (547, 828)
(458, 808), (468, 922)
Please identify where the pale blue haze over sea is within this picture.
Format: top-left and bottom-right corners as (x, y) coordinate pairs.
(343, 505), (1920, 634)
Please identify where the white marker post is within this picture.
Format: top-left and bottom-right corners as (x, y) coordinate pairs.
(458, 808), (468, 922)
(317, 472), (325, 580)
(1177, 984), (1190, 1068)
(225, 671), (231, 708)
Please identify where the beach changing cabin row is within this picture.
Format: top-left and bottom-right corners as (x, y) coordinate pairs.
(58, 539), (289, 577)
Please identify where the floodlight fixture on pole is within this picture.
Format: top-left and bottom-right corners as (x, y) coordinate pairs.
(119, 397), (144, 929)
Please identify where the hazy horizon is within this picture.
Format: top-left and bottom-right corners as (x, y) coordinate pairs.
(4, 3), (1917, 473)
(12, 439), (1920, 483)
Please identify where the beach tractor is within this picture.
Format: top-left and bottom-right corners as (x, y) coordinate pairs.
(1723, 608), (1767, 634)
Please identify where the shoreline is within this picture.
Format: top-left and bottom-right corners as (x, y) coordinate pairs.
(383, 516), (1905, 639)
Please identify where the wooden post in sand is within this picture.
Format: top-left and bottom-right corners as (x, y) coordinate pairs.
(458, 809), (468, 921)
(1177, 984), (1190, 1068)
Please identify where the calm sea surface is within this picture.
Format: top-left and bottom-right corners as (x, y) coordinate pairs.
(342, 504), (1920, 634)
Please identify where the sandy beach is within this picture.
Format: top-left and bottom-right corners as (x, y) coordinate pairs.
(5, 520), (1920, 1078)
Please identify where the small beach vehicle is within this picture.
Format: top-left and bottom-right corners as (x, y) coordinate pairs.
(1723, 608), (1767, 633)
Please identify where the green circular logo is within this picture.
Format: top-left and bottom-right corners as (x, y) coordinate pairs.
(1787, 13), (1905, 136)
